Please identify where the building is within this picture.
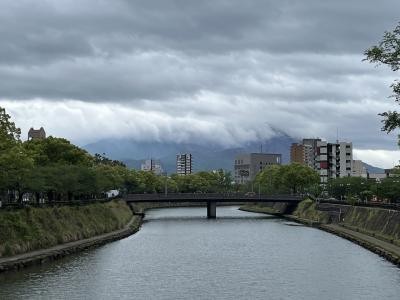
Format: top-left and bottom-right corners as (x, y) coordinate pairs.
(352, 160), (367, 177)
(290, 143), (304, 164)
(141, 159), (164, 175)
(315, 140), (353, 183)
(366, 173), (387, 181)
(290, 142), (314, 168)
(234, 153), (282, 184)
(301, 138), (321, 168)
(28, 127), (46, 140)
(293, 138), (353, 183)
(176, 153), (193, 176)
(385, 167), (400, 178)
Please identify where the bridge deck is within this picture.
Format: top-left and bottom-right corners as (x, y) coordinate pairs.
(125, 193), (302, 203)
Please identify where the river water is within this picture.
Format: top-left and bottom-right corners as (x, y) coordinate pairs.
(0, 206), (400, 300)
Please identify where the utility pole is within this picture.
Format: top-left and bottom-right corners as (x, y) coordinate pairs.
(164, 172), (168, 196)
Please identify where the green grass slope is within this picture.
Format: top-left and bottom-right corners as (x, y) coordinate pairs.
(0, 200), (132, 257)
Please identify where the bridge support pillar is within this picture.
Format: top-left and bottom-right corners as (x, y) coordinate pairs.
(207, 201), (216, 218)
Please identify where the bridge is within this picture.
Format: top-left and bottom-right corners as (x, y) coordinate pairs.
(125, 193), (303, 218)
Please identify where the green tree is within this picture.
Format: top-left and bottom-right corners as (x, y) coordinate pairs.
(23, 137), (92, 166)
(327, 177), (371, 200)
(0, 106), (21, 149)
(372, 178), (400, 203)
(255, 163), (319, 195)
(365, 23), (400, 145)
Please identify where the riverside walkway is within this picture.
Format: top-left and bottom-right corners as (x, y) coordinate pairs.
(321, 224), (400, 264)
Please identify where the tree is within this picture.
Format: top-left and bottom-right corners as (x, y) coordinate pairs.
(365, 23), (400, 146)
(327, 177), (371, 200)
(280, 163), (320, 194)
(23, 137), (92, 166)
(372, 178), (400, 203)
(0, 106), (21, 149)
(255, 163), (319, 195)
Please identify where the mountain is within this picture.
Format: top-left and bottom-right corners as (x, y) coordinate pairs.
(362, 162), (385, 174)
(83, 137), (387, 174)
(82, 134), (296, 173)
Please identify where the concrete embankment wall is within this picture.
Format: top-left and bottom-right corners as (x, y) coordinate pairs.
(293, 200), (400, 246)
(240, 201), (301, 215)
(0, 200), (133, 258)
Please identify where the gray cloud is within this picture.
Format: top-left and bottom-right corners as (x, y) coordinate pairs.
(0, 0), (399, 156)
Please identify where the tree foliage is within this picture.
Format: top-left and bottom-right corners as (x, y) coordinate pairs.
(255, 163), (320, 195)
(327, 177), (371, 199)
(364, 23), (400, 144)
(327, 176), (400, 203)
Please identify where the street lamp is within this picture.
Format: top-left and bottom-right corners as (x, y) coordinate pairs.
(163, 172), (168, 196)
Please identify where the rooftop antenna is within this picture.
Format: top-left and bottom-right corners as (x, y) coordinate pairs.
(336, 128), (339, 144)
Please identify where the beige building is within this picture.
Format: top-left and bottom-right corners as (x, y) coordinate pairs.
(28, 127), (46, 140)
(352, 160), (367, 177)
(234, 153), (282, 184)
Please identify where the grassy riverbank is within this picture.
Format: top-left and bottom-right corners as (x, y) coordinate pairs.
(293, 199), (400, 247)
(0, 200), (132, 257)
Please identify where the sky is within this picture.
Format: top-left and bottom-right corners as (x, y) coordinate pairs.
(0, 0), (399, 167)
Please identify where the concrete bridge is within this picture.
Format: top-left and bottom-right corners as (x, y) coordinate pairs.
(125, 193), (303, 218)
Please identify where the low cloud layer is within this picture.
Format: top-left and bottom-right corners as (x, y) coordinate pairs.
(1, 0), (399, 166)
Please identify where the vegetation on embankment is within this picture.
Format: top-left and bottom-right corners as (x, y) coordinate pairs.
(0, 200), (132, 257)
(292, 199), (400, 246)
(291, 199), (331, 223)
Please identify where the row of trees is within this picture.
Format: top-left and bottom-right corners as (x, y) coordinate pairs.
(0, 106), (323, 205)
(326, 174), (400, 203)
(0, 106), (236, 204)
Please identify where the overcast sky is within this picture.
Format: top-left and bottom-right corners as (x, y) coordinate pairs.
(1, 0), (399, 167)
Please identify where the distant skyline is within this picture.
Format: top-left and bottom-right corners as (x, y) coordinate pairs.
(1, 0), (399, 168)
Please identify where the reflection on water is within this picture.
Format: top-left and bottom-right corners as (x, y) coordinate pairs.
(0, 206), (399, 300)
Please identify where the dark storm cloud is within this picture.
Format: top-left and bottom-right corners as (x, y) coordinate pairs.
(0, 0), (398, 101)
(0, 0), (400, 156)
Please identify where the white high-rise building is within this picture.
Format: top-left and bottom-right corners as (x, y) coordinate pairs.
(315, 141), (353, 183)
(176, 154), (193, 176)
(141, 159), (164, 175)
(294, 138), (354, 183)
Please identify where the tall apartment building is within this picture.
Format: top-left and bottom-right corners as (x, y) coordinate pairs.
(302, 138), (320, 168)
(176, 153), (193, 176)
(290, 143), (314, 168)
(141, 159), (164, 175)
(316, 141), (353, 183)
(292, 138), (353, 183)
(234, 153), (282, 184)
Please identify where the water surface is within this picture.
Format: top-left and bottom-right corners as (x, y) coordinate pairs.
(0, 206), (399, 300)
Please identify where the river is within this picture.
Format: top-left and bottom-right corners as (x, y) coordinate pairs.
(0, 206), (400, 300)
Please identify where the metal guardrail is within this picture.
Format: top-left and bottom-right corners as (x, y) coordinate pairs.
(318, 199), (400, 211)
(0, 197), (115, 210)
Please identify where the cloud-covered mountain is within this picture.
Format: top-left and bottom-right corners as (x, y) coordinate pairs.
(83, 134), (296, 173)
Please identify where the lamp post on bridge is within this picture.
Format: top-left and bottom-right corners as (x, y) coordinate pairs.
(164, 172), (168, 196)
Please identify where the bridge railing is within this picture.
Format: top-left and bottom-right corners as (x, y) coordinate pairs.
(125, 193), (302, 202)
